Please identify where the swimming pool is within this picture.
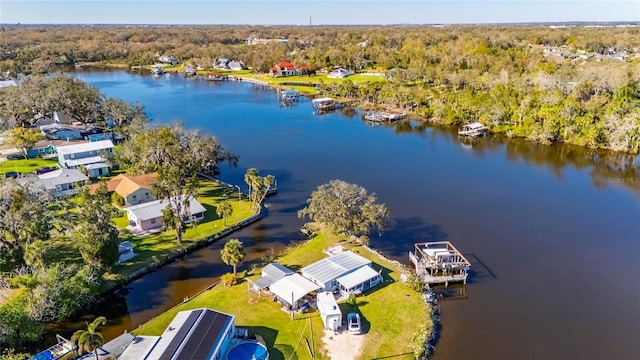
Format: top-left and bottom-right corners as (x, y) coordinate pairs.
(226, 342), (269, 360)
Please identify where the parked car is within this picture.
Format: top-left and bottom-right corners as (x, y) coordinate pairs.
(4, 171), (19, 179)
(6, 154), (25, 160)
(347, 312), (361, 334)
(35, 166), (57, 175)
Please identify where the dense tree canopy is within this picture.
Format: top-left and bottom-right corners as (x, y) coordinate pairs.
(1, 25), (639, 152)
(298, 180), (389, 237)
(116, 123), (237, 243)
(75, 184), (120, 271)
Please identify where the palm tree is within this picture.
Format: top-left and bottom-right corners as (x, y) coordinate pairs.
(216, 200), (233, 226)
(72, 316), (107, 360)
(220, 239), (245, 278)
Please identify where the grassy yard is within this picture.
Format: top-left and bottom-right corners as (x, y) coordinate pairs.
(133, 232), (430, 360)
(112, 179), (254, 275)
(240, 73), (387, 86)
(0, 158), (59, 176)
(44, 179), (255, 278)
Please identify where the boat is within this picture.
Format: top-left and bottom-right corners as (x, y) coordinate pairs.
(458, 122), (487, 137)
(31, 335), (76, 360)
(312, 97), (337, 113)
(206, 72), (226, 81)
(150, 64), (165, 75)
(184, 65), (196, 77)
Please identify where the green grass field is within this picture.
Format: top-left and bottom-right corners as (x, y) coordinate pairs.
(45, 179), (255, 278)
(111, 180), (255, 275)
(0, 158), (59, 176)
(243, 73), (386, 86)
(133, 232), (430, 360)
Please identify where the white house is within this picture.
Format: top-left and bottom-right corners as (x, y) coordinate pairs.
(270, 62), (298, 77)
(124, 196), (206, 232)
(120, 308), (237, 360)
(56, 140), (114, 178)
(336, 264), (382, 297)
(328, 67), (352, 79)
(158, 55), (178, 65)
(37, 168), (89, 198)
(301, 250), (371, 292)
(317, 292), (342, 331)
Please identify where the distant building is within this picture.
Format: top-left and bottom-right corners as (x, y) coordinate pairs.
(158, 55), (178, 65)
(328, 67), (352, 79)
(270, 61), (298, 77)
(246, 37), (288, 45)
(0, 79), (17, 88)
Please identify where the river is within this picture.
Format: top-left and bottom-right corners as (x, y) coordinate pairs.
(54, 69), (639, 359)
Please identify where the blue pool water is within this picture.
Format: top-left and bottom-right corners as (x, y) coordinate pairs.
(227, 342), (269, 360)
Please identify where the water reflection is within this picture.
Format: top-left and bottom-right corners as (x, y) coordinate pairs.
(54, 70), (639, 360)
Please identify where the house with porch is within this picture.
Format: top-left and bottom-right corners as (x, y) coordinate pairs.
(56, 140), (114, 178)
(270, 62), (298, 77)
(38, 168), (89, 198)
(301, 250), (382, 296)
(124, 196), (206, 232)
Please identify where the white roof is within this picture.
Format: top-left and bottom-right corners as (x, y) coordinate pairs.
(463, 122), (486, 130)
(64, 156), (106, 167)
(0, 80), (18, 88)
(312, 97), (334, 103)
(37, 168), (88, 189)
(269, 273), (321, 305)
(85, 162), (109, 170)
(118, 336), (160, 360)
(316, 292), (342, 317)
(301, 251), (371, 285)
(125, 196), (206, 222)
(56, 140), (114, 155)
(253, 263), (294, 289)
(336, 265), (380, 290)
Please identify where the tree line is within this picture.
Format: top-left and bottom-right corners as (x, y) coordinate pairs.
(1, 24), (638, 153)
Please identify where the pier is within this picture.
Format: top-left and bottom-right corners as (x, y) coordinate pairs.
(409, 241), (471, 286)
(364, 111), (407, 122)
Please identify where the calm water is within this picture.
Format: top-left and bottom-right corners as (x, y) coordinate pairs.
(59, 70), (639, 359)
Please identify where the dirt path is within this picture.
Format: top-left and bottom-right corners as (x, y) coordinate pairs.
(322, 329), (364, 360)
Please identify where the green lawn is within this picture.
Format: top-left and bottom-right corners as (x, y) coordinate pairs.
(239, 73), (387, 86)
(0, 158), (59, 175)
(44, 179), (255, 278)
(112, 179), (255, 275)
(133, 231), (430, 360)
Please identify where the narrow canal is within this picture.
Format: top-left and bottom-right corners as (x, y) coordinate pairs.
(60, 69), (639, 360)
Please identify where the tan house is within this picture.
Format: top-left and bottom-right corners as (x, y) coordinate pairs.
(91, 173), (158, 207)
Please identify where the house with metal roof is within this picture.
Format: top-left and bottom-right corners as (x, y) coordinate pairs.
(120, 308), (236, 360)
(249, 262), (294, 291)
(124, 196), (206, 232)
(301, 250), (372, 292)
(269, 273), (321, 310)
(37, 168), (89, 198)
(56, 140), (114, 178)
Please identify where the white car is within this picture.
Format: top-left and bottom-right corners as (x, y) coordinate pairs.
(347, 312), (361, 334)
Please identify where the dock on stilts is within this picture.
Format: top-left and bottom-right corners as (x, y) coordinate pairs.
(409, 241), (471, 287)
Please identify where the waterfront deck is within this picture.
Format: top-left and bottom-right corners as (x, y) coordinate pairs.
(364, 111), (407, 122)
(409, 241), (471, 286)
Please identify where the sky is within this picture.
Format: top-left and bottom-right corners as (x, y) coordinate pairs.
(0, 0), (638, 25)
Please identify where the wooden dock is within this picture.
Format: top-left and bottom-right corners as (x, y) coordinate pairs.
(364, 111), (407, 122)
(409, 241), (471, 286)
